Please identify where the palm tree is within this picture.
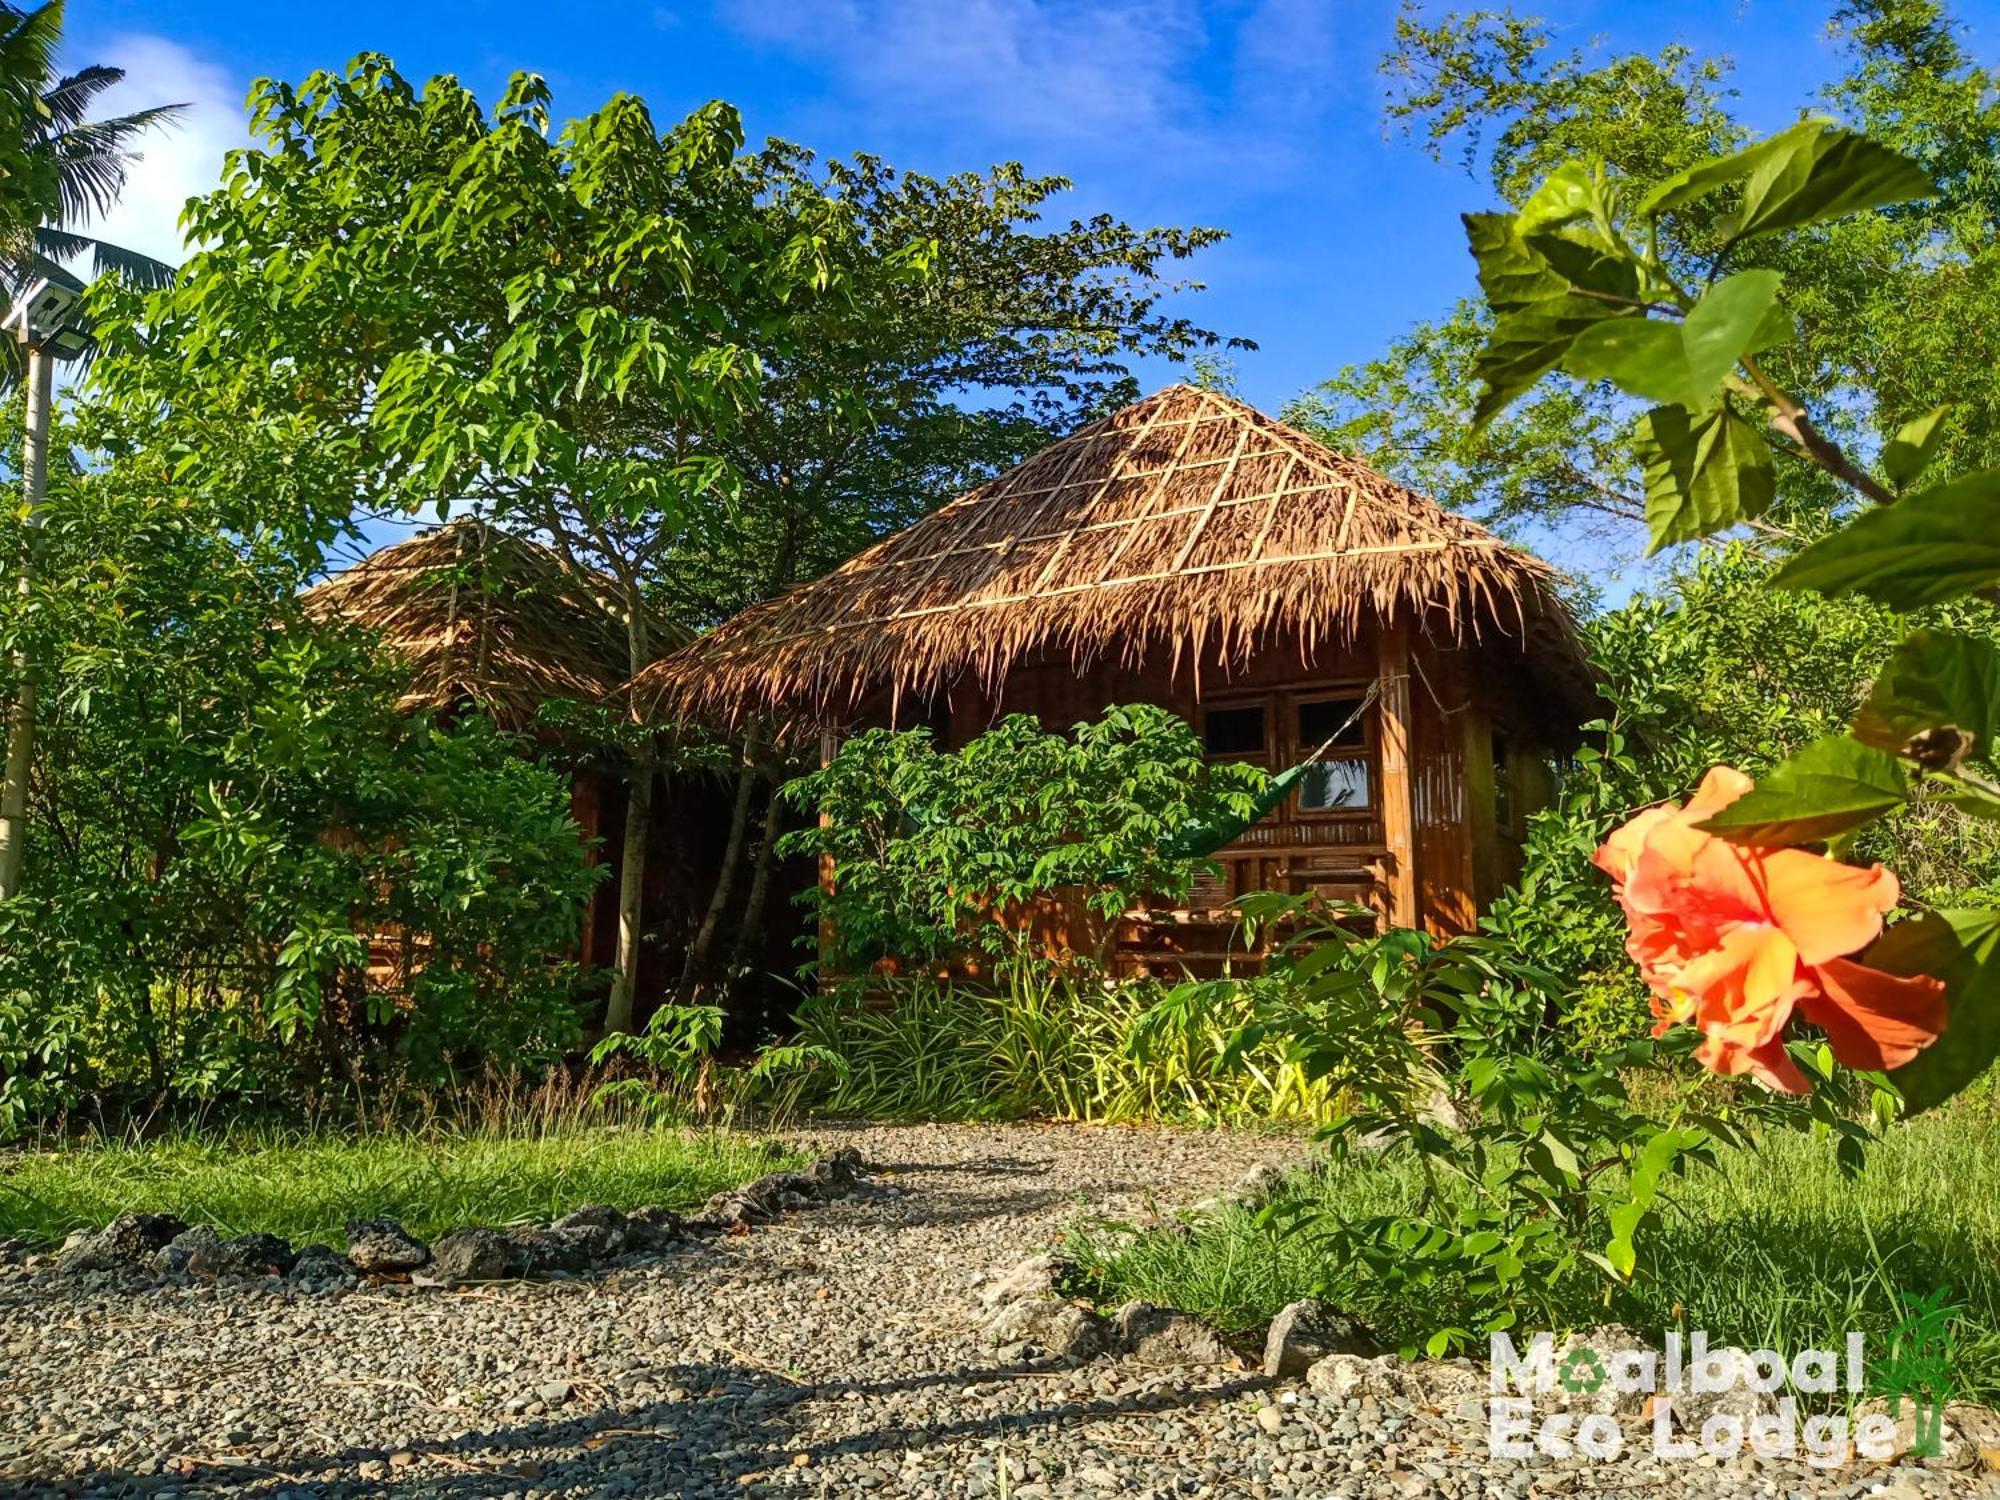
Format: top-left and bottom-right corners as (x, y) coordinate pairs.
(2, 0), (185, 304)
(0, 0), (183, 900)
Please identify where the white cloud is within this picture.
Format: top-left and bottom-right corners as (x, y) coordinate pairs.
(722, 0), (1212, 153)
(58, 34), (247, 270)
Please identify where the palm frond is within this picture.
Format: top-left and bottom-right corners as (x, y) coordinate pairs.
(38, 64), (125, 130)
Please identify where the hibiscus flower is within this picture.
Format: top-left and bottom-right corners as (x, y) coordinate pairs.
(1593, 766), (1946, 1093)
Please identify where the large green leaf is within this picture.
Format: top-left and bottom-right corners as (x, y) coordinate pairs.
(1638, 403), (1775, 552)
(1881, 405), (1952, 492)
(1873, 910), (2000, 1117)
(1721, 122), (1936, 244)
(1854, 630), (2000, 765)
(1774, 471), (2000, 609)
(1565, 271), (1783, 412)
(1464, 213), (1633, 425)
(1637, 129), (1803, 218)
(1696, 735), (1909, 846)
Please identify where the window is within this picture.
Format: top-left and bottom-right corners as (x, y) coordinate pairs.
(1295, 695), (1373, 813)
(1203, 704), (1267, 758)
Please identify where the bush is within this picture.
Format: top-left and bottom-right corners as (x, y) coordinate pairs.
(0, 412), (598, 1135)
(777, 704), (1266, 974)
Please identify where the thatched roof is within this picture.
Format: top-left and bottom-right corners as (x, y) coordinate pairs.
(634, 385), (1592, 726)
(304, 519), (683, 730)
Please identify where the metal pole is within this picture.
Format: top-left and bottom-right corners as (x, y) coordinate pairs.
(0, 339), (52, 902)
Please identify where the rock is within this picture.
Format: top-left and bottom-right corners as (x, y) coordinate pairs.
(979, 1254), (1057, 1309)
(1662, 1346), (1776, 1430)
(1553, 1324), (1653, 1417)
(985, 1297), (1108, 1361)
(506, 1226), (595, 1274)
(551, 1204), (627, 1232)
(806, 1147), (864, 1190)
(537, 1380), (573, 1406)
(1256, 1403), (1285, 1434)
(1262, 1298), (1372, 1380)
(430, 1228), (519, 1284)
(288, 1244), (356, 1286)
(344, 1218), (430, 1275)
(189, 1233), (296, 1277)
(151, 1225), (225, 1276)
(61, 1212), (189, 1272)
(1947, 1404), (2000, 1471)
(1230, 1162), (1288, 1210)
(1306, 1352), (1404, 1401)
(1111, 1300), (1232, 1367)
(623, 1205), (685, 1251)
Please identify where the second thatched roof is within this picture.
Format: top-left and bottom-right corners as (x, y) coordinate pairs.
(635, 385), (1591, 726)
(305, 519), (683, 731)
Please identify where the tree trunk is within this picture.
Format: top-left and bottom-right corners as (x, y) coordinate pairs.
(0, 345), (53, 904)
(602, 754), (653, 1035)
(726, 771), (785, 990)
(676, 761), (757, 1007)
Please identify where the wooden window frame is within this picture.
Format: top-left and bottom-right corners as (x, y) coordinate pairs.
(1197, 685), (1379, 824)
(1286, 687), (1378, 822)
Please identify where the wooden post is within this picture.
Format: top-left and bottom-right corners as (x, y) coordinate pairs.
(816, 728), (841, 979)
(1377, 619), (1418, 930)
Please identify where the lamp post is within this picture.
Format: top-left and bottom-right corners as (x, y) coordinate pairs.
(0, 266), (90, 902)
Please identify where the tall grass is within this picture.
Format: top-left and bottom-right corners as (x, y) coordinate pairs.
(793, 973), (1331, 1125)
(1066, 1100), (2000, 1402)
(0, 1114), (796, 1249)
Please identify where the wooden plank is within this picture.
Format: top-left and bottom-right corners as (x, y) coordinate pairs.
(1377, 619), (1418, 929)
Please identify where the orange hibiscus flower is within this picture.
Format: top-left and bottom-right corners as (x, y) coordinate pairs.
(1593, 766), (1946, 1093)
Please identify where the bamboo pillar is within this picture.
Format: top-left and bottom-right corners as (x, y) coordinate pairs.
(1377, 619), (1418, 930)
(816, 728), (841, 978)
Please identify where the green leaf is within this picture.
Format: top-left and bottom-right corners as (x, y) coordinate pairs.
(1873, 911), (2000, 1116)
(1563, 317), (1688, 406)
(1516, 160), (1600, 234)
(1680, 271), (1786, 397)
(1854, 630), (2000, 765)
(1774, 470), (2000, 609)
(1881, 406), (1953, 492)
(1463, 213), (1633, 426)
(1637, 130), (1804, 218)
(1721, 122), (1937, 244)
(1638, 403), (1775, 552)
(1565, 271), (1783, 412)
(1696, 735), (1910, 846)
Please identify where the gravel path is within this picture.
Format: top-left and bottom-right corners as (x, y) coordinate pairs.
(1, 1121), (1992, 1499)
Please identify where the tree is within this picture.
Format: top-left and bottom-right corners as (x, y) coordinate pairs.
(0, 1), (183, 296)
(0, 0), (181, 904)
(90, 59), (923, 1032)
(0, 400), (596, 1133)
(1289, 0), (2000, 556)
(651, 150), (1242, 1004)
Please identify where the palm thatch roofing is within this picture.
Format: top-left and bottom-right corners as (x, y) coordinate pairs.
(635, 385), (1593, 727)
(304, 519), (683, 731)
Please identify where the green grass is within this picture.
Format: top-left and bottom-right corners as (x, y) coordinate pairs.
(1065, 1100), (2000, 1402)
(0, 1124), (800, 1248)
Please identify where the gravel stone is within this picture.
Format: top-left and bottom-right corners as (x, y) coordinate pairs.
(3, 1122), (1989, 1499)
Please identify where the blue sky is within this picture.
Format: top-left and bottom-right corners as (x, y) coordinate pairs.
(52, 0), (2000, 572)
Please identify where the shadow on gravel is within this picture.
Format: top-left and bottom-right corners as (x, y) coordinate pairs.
(30, 1358), (1265, 1498)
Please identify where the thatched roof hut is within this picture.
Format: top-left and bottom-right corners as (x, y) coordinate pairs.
(305, 519), (682, 731)
(635, 384), (1591, 727)
(634, 385), (1597, 946)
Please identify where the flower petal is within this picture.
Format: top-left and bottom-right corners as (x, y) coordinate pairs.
(1759, 850), (1898, 966)
(1801, 957), (1948, 1072)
